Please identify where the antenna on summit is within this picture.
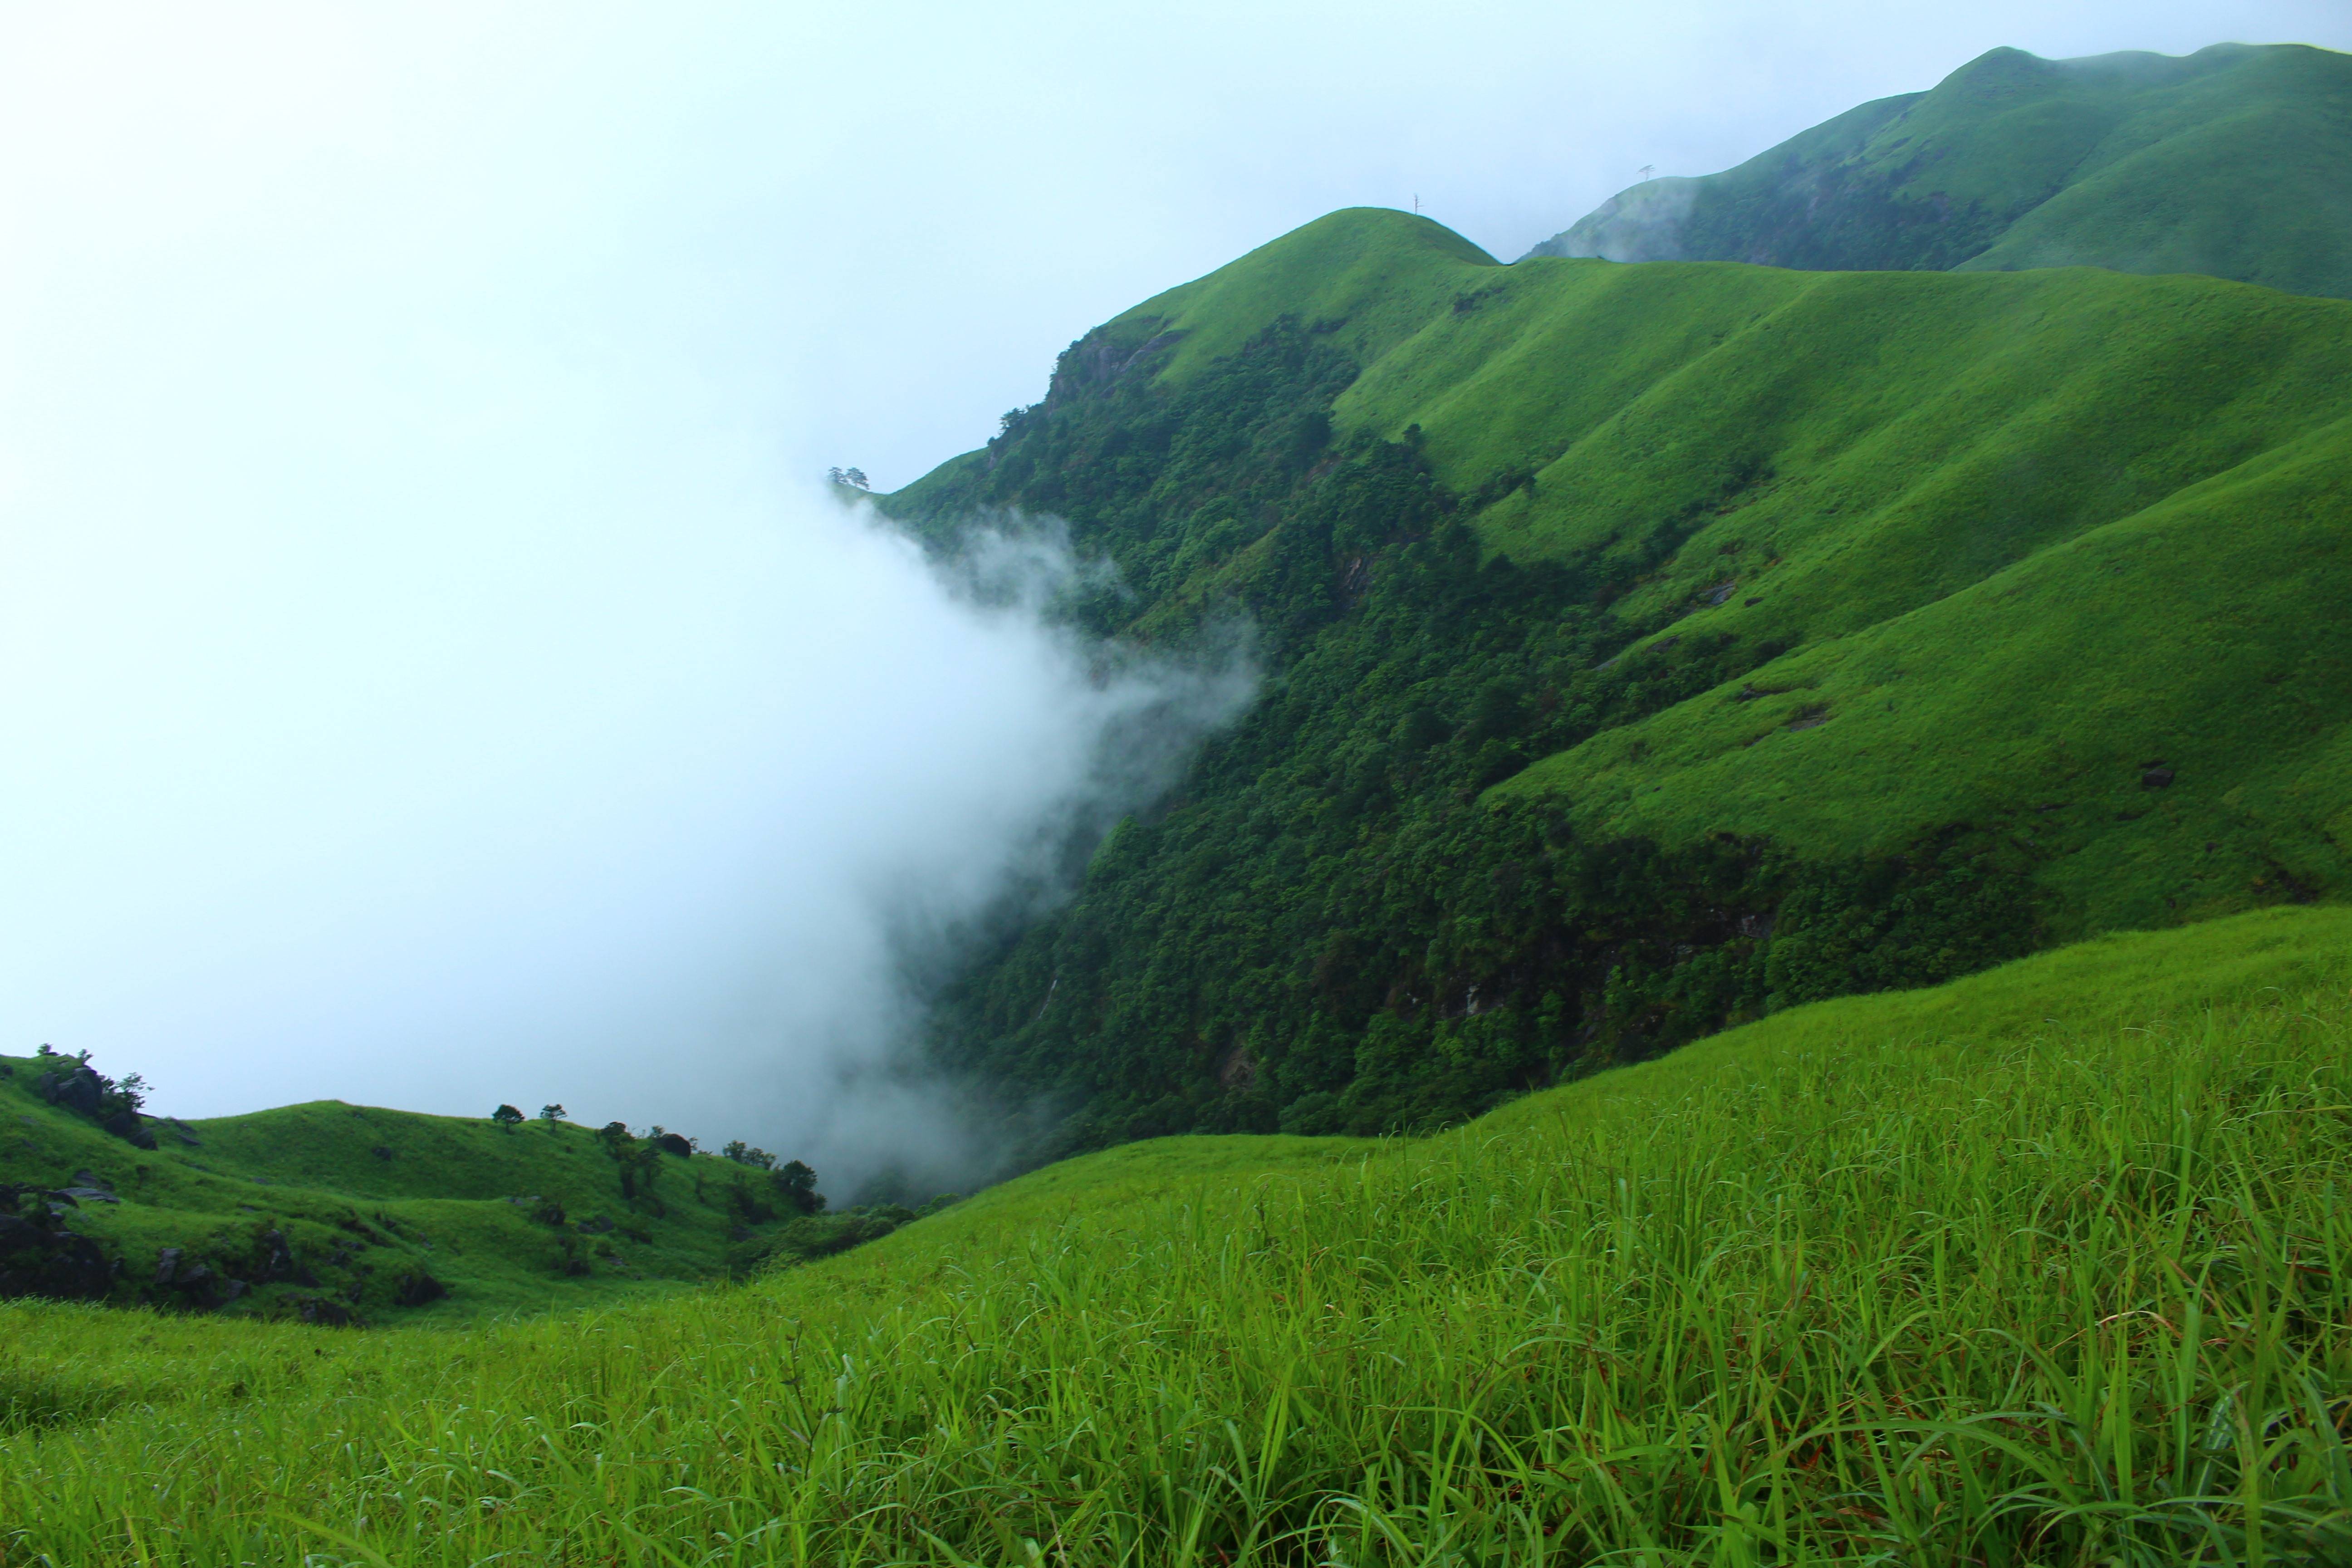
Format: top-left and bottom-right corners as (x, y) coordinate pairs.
(1413, 193), (1421, 214)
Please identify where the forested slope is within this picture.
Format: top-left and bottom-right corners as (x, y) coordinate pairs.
(1524, 42), (2352, 301)
(884, 206), (2352, 1153)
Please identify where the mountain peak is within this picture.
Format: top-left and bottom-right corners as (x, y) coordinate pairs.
(1520, 41), (2352, 300)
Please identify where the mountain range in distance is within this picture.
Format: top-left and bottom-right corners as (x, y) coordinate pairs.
(1525, 43), (2352, 302)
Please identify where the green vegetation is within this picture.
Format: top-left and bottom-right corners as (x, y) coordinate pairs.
(6, 906), (2351, 1563)
(887, 205), (2352, 1146)
(15, 59), (2352, 1553)
(0, 1057), (919, 1324)
(1525, 43), (2352, 301)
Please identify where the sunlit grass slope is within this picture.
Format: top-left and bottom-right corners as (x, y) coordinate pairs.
(0, 1070), (794, 1323)
(1069, 208), (2352, 929)
(7, 906), (2351, 1564)
(1524, 43), (2352, 303)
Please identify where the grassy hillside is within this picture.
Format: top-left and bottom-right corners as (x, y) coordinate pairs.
(7, 906), (2349, 1563)
(1524, 43), (2352, 302)
(883, 205), (2352, 1147)
(0, 1058), (871, 1323)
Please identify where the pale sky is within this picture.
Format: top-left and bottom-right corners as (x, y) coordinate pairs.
(0, 2), (2339, 1176)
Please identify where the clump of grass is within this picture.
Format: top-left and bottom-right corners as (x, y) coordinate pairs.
(5, 908), (2350, 1564)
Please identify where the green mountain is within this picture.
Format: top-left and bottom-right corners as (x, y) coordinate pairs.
(0, 1051), (930, 1322)
(885, 204), (2352, 1152)
(11, 906), (2351, 1562)
(1522, 43), (2352, 300)
(13, 48), (2352, 1557)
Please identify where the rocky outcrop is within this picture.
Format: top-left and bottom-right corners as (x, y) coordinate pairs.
(0, 1185), (117, 1301)
(34, 1060), (157, 1147)
(393, 1268), (446, 1307)
(293, 1295), (361, 1328)
(152, 1245), (247, 1309)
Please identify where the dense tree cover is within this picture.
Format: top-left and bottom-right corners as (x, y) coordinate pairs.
(890, 315), (2038, 1155)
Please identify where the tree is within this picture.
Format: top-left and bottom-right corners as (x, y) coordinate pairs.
(721, 1140), (777, 1169)
(490, 1104), (524, 1132)
(773, 1159), (825, 1215)
(844, 467), (869, 490)
(538, 1103), (566, 1123)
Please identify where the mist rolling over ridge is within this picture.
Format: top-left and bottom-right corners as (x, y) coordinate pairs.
(0, 6), (1294, 1194)
(0, 451), (1249, 1191)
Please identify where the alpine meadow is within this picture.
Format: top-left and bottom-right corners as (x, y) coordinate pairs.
(9, 34), (2352, 1568)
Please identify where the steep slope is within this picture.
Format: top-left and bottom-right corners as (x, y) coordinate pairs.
(0, 1053), (849, 1321)
(883, 207), (2352, 1149)
(1493, 412), (2352, 929)
(9, 907), (2352, 1563)
(1523, 43), (2352, 301)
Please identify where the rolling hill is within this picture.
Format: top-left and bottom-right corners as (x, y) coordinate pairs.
(0, 1053), (930, 1323)
(1522, 43), (2352, 301)
(886, 204), (2352, 1152)
(8, 905), (2349, 1562)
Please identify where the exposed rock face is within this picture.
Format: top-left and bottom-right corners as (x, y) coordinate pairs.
(0, 1185), (117, 1301)
(150, 1245), (249, 1310)
(34, 1065), (156, 1146)
(103, 1109), (157, 1149)
(294, 1295), (361, 1328)
(57, 1171), (119, 1204)
(248, 1228), (319, 1287)
(652, 1132), (693, 1157)
(393, 1269), (446, 1307)
(39, 1067), (105, 1117)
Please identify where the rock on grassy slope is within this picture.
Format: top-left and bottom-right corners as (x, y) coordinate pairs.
(5, 906), (2349, 1563)
(1524, 43), (2352, 301)
(0, 1059), (853, 1323)
(883, 206), (2352, 1145)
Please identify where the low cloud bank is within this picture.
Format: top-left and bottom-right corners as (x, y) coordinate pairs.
(0, 467), (1251, 1198)
(706, 510), (1259, 1196)
(0, 5), (1291, 1200)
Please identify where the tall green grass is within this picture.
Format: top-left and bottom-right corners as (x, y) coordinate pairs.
(6, 907), (2350, 1564)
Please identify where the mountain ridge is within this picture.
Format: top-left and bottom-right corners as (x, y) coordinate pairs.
(1522, 42), (2352, 300)
(883, 203), (2352, 1149)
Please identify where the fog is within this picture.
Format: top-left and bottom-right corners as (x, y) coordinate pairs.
(3, 462), (1249, 1188)
(1, 2), (2339, 1181)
